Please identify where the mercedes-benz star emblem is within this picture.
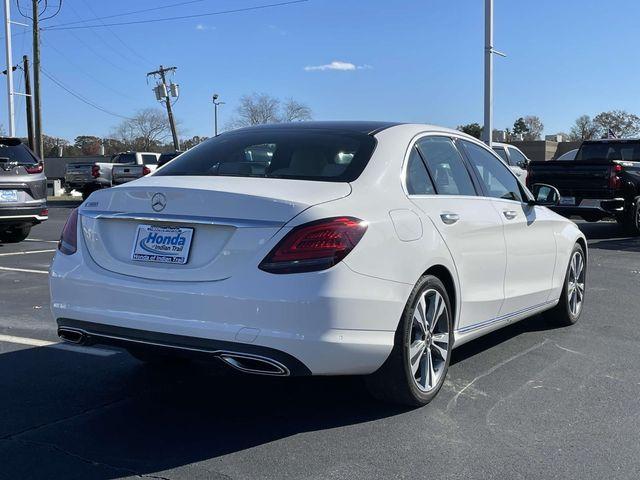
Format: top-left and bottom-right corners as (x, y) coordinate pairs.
(151, 193), (167, 212)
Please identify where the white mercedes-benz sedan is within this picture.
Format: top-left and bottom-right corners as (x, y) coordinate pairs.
(50, 122), (587, 406)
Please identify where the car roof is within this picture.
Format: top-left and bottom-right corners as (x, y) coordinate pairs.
(582, 138), (640, 144)
(226, 121), (405, 136)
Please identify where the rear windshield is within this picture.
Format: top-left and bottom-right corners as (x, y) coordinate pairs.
(0, 142), (38, 165)
(156, 130), (377, 182)
(112, 153), (137, 164)
(576, 141), (640, 161)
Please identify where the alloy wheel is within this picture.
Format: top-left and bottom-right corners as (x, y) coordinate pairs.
(408, 289), (450, 392)
(567, 251), (585, 317)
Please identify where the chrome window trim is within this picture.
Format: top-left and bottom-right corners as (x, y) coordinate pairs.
(80, 210), (286, 228)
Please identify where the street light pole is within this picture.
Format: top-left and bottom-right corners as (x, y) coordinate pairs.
(483, 0), (493, 147)
(3, 0), (15, 137)
(212, 94), (225, 136)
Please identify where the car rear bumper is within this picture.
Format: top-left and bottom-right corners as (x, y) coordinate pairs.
(551, 198), (625, 220)
(50, 244), (411, 376)
(0, 203), (48, 224)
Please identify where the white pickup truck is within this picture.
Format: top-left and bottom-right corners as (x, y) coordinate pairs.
(64, 152), (160, 199)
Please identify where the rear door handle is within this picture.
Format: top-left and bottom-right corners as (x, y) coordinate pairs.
(440, 213), (460, 225)
(503, 210), (518, 220)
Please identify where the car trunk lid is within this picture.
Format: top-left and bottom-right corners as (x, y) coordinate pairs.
(79, 176), (351, 281)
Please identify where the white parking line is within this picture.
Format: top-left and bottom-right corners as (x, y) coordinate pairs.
(0, 333), (119, 356)
(0, 266), (49, 274)
(0, 249), (56, 257)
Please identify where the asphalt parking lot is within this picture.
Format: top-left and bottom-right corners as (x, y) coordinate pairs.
(1, 207), (639, 480)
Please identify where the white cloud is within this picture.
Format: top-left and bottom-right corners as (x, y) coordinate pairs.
(304, 61), (372, 72)
(195, 24), (215, 31)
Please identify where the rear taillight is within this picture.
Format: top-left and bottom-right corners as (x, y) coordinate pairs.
(25, 162), (43, 174)
(40, 208), (49, 217)
(142, 166), (151, 176)
(58, 208), (79, 255)
(91, 165), (100, 178)
(610, 164), (623, 189)
(259, 217), (367, 274)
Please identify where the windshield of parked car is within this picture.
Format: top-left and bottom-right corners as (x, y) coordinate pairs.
(156, 130), (377, 182)
(576, 141), (640, 161)
(0, 141), (38, 165)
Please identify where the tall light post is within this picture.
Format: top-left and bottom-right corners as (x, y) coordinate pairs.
(482, 0), (505, 147)
(213, 94), (225, 136)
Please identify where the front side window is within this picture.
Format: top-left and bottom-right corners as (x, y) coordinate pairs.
(156, 130), (376, 182)
(508, 147), (527, 167)
(461, 140), (523, 202)
(416, 137), (476, 196)
(405, 147), (435, 195)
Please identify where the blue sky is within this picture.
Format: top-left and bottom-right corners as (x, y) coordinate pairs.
(1, 0), (639, 141)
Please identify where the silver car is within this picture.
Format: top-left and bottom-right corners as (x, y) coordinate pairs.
(0, 138), (47, 243)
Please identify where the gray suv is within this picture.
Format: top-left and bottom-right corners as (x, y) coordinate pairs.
(0, 138), (47, 243)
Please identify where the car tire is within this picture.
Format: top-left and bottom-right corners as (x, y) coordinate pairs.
(366, 275), (453, 407)
(546, 243), (586, 326)
(0, 224), (31, 243)
(626, 198), (640, 236)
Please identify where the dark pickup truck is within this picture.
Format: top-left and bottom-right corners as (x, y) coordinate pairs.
(527, 138), (640, 233)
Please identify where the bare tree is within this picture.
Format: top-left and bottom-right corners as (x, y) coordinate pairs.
(593, 110), (640, 138)
(522, 115), (544, 140)
(112, 108), (173, 151)
(282, 99), (312, 122)
(228, 93), (312, 128)
(569, 115), (600, 140)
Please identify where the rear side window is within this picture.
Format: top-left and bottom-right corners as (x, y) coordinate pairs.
(156, 130), (377, 182)
(0, 142), (38, 165)
(416, 137), (476, 196)
(461, 140), (523, 202)
(405, 147), (435, 195)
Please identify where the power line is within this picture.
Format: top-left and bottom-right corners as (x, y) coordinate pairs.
(78, 0), (154, 67)
(40, 36), (138, 100)
(43, 0), (309, 31)
(40, 67), (132, 120)
(49, 0), (213, 29)
(61, 1), (138, 72)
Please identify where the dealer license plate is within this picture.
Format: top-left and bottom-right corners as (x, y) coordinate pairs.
(131, 224), (194, 265)
(0, 190), (18, 202)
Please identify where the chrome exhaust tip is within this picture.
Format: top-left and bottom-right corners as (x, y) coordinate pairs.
(219, 353), (289, 376)
(57, 328), (87, 345)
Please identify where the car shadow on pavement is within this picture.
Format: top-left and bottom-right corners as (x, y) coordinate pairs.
(575, 221), (640, 252)
(450, 313), (563, 366)
(0, 345), (410, 479)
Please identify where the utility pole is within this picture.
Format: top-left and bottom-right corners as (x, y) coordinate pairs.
(32, 0), (43, 159)
(147, 65), (180, 151)
(212, 94), (224, 136)
(22, 55), (34, 150)
(482, 0), (505, 147)
(3, 0), (15, 136)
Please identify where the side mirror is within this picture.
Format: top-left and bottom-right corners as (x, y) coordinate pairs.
(530, 183), (560, 206)
(518, 160), (528, 169)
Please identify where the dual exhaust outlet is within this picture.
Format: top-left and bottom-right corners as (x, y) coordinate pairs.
(57, 327), (289, 376)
